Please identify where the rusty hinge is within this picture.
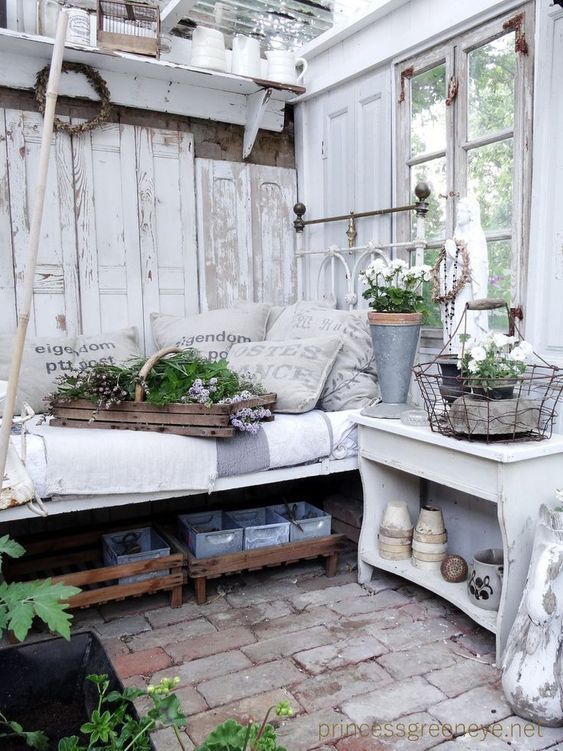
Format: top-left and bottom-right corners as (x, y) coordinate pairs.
(445, 75), (458, 106)
(503, 13), (529, 55)
(398, 66), (414, 103)
(508, 305), (524, 337)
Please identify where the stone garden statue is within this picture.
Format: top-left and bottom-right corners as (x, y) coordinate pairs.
(502, 501), (563, 726)
(440, 196), (490, 351)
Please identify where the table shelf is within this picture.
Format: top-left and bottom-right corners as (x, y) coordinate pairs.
(354, 416), (563, 662)
(361, 547), (498, 634)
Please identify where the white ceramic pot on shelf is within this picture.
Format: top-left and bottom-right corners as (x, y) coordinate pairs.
(190, 26), (227, 72)
(231, 34), (261, 78)
(265, 49), (307, 86)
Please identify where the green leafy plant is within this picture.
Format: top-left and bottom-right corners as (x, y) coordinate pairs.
(195, 700), (293, 751)
(0, 535), (79, 642)
(459, 332), (533, 391)
(360, 258), (431, 313)
(48, 350), (271, 434)
(1, 675), (188, 751)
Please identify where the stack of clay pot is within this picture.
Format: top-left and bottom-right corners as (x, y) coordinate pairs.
(412, 506), (447, 570)
(378, 501), (413, 560)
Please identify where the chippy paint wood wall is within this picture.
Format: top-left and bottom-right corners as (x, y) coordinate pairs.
(0, 109), (297, 352)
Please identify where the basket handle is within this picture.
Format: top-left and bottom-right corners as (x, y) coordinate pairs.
(465, 298), (507, 311)
(134, 346), (185, 402)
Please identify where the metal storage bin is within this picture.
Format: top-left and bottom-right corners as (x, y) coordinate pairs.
(102, 527), (170, 584)
(178, 511), (243, 559)
(227, 507), (290, 550)
(269, 502), (332, 541)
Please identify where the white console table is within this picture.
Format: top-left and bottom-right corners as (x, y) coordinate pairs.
(354, 415), (563, 661)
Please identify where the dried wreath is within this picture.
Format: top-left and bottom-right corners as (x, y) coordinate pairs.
(430, 239), (472, 304)
(34, 62), (112, 134)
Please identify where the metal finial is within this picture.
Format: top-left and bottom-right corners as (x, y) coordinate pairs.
(346, 213), (357, 248)
(414, 181), (431, 216)
(293, 202), (306, 233)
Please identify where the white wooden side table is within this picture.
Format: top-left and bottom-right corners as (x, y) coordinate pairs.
(353, 415), (563, 662)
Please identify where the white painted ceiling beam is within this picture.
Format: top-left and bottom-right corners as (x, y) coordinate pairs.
(160, 0), (199, 33)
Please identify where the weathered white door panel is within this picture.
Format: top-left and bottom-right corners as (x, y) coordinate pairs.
(196, 159), (253, 310)
(5, 109), (80, 337)
(196, 159), (297, 310)
(0, 113), (16, 333)
(73, 123), (144, 342)
(136, 128), (198, 351)
(250, 164), (297, 306)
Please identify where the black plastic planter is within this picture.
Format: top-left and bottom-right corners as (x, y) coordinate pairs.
(0, 631), (154, 751)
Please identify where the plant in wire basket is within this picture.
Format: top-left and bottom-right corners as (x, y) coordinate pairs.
(459, 332), (534, 396)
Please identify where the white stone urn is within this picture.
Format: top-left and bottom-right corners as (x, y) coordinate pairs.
(502, 502), (563, 726)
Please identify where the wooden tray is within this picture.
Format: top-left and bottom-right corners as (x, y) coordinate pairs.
(50, 346), (276, 438)
(50, 393), (277, 438)
(4, 523), (185, 610)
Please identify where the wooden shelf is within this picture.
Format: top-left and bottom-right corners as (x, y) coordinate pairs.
(361, 548), (498, 634)
(0, 28), (304, 156)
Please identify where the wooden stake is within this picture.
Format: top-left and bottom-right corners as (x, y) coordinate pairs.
(0, 11), (68, 487)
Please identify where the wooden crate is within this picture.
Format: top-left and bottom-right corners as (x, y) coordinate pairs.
(160, 526), (347, 604)
(4, 524), (185, 610)
(50, 393), (276, 438)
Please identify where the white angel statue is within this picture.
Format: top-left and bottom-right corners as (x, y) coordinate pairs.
(441, 197), (489, 351)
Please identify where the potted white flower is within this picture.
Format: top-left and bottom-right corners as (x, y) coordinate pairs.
(459, 332), (534, 399)
(359, 258), (431, 417)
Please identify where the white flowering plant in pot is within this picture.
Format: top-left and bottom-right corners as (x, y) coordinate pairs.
(360, 258), (432, 314)
(459, 332), (534, 396)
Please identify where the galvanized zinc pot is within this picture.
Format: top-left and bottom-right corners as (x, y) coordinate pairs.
(363, 311), (422, 418)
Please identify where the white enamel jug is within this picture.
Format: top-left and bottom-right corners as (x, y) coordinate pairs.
(191, 26), (227, 73)
(265, 49), (307, 86)
(66, 7), (91, 46)
(231, 35), (261, 78)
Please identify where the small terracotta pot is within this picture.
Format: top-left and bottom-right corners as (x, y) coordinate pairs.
(367, 311), (423, 326)
(412, 539), (448, 554)
(413, 530), (448, 544)
(415, 506), (445, 536)
(381, 501), (413, 533)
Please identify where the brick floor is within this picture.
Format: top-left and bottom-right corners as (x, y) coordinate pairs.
(82, 557), (563, 751)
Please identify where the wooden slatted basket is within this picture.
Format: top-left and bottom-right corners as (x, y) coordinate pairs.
(50, 346), (276, 438)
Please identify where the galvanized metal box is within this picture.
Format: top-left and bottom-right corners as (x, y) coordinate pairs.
(226, 507), (290, 550)
(269, 502), (332, 541)
(178, 511), (243, 559)
(102, 527), (170, 584)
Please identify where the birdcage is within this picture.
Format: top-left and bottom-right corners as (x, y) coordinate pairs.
(413, 299), (563, 442)
(97, 0), (160, 57)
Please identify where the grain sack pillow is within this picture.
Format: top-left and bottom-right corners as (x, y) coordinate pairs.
(227, 335), (342, 413)
(267, 302), (378, 411)
(151, 303), (271, 361)
(0, 326), (140, 414)
(73, 327), (141, 371)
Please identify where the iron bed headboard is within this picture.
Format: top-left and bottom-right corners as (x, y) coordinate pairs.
(293, 182), (431, 310)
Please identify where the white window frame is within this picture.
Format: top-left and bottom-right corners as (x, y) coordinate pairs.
(395, 5), (534, 336)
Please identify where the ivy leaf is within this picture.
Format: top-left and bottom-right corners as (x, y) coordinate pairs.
(0, 534), (25, 567)
(22, 730), (50, 751)
(58, 736), (83, 751)
(8, 600), (35, 642)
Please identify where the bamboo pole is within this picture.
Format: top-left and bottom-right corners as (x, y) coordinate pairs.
(0, 11), (68, 487)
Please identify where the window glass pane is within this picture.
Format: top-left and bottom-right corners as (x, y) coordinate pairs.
(411, 64), (446, 158)
(468, 33), (515, 140)
(467, 138), (513, 232)
(487, 238), (512, 330)
(410, 158), (446, 241)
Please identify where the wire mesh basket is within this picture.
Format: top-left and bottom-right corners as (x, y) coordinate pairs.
(97, 0), (160, 57)
(413, 300), (563, 442)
